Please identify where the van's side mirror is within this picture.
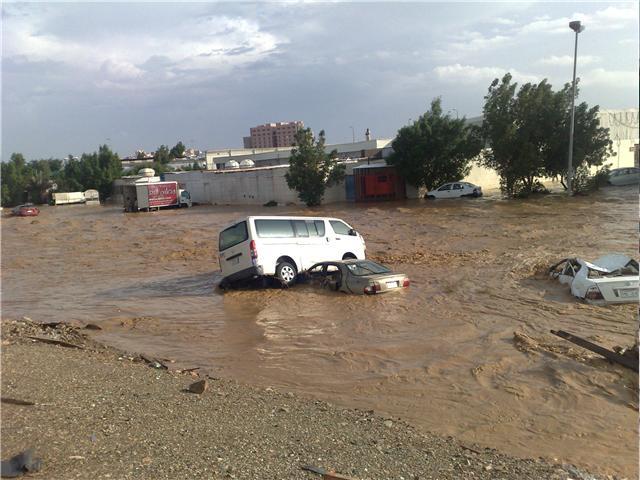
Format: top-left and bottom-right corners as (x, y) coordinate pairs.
(348, 229), (357, 236)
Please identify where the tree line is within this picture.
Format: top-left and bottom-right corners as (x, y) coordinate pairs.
(284, 74), (614, 206)
(4, 74), (615, 207)
(1, 141), (193, 207)
(388, 73), (613, 198)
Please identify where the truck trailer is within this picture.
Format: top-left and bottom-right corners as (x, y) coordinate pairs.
(123, 181), (192, 212)
(52, 191), (87, 205)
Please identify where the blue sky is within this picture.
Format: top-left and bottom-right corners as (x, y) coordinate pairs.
(2, 1), (638, 160)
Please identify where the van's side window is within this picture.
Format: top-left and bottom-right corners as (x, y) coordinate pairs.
(314, 220), (326, 236)
(305, 220), (324, 237)
(255, 219), (295, 238)
(292, 220), (309, 237)
(330, 220), (351, 235)
(219, 221), (248, 251)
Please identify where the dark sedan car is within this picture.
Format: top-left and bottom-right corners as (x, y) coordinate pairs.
(301, 259), (410, 295)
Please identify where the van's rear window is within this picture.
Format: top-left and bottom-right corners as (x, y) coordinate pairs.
(219, 221), (248, 251)
(255, 219), (295, 238)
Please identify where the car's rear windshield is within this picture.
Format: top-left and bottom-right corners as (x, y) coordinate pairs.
(219, 221), (248, 251)
(345, 260), (391, 276)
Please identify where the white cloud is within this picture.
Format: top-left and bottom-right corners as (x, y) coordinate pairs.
(619, 38), (637, 46)
(100, 60), (144, 80)
(520, 5), (638, 35)
(581, 68), (638, 87)
(493, 17), (517, 26)
(446, 32), (510, 54)
(3, 8), (287, 89)
(433, 64), (538, 85)
(538, 55), (601, 66)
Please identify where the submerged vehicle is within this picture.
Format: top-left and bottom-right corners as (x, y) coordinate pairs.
(426, 182), (483, 199)
(302, 259), (409, 295)
(11, 204), (40, 217)
(549, 254), (639, 305)
(218, 216), (366, 287)
(608, 167), (640, 186)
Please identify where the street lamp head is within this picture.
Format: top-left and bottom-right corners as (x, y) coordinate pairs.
(569, 20), (585, 33)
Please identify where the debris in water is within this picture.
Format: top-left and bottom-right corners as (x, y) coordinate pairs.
(0, 398), (35, 406)
(301, 465), (358, 480)
(26, 336), (84, 350)
(550, 330), (639, 372)
(188, 379), (208, 394)
(0, 449), (42, 478)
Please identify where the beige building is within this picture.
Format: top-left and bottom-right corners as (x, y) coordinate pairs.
(243, 121), (304, 149)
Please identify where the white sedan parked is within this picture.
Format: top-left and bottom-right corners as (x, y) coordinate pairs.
(426, 182), (482, 199)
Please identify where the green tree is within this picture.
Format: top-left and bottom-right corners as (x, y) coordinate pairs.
(285, 128), (345, 206)
(154, 145), (171, 164)
(387, 98), (482, 191)
(482, 74), (613, 196)
(1, 148), (123, 206)
(539, 82), (613, 190)
(170, 141), (186, 159)
(1, 153), (30, 206)
(76, 145), (122, 200)
(26, 169), (54, 204)
(61, 156), (85, 192)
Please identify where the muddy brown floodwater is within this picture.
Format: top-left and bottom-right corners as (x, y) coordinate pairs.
(2, 186), (638, 477)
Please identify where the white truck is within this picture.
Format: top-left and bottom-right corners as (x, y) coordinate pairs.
(123, 181), (192, 212)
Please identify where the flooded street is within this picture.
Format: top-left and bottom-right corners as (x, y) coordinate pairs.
(2, 186), (637, 477)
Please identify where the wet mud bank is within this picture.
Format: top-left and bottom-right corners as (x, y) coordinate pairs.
(1, 186), (638, 477)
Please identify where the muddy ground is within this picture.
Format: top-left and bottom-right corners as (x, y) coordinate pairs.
(0, 319), (605, 479)
(1, 185), (638, 477)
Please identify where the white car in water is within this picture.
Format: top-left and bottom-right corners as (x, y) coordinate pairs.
(426, 182), (482, 199)
(608, 167), (640, 186)
(549, 254), (639, 305)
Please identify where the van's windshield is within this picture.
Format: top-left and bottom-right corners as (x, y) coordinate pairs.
(219, 221), (248, 251)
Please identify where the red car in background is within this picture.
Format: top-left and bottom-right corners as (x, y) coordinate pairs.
(11, 204), (40, 217)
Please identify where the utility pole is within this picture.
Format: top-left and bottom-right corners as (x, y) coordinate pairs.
(567, 20), (585, 194)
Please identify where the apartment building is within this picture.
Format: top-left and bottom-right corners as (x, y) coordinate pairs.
(243, 121), (304, 149)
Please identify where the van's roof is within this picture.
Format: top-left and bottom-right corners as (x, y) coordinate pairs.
(220, 216), (346, 231)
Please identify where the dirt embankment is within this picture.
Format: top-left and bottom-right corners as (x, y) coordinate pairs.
(1, 318), (599, 480)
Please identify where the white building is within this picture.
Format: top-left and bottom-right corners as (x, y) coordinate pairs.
(205, 138), (393, 171)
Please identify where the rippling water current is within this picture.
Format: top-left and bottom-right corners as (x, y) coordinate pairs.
(2, 186), (637, 477)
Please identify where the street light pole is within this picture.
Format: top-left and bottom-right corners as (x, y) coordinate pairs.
(567, 20), (585, 194)
(350, 126), (355, 143)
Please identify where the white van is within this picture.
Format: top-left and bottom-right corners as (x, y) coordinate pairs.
(218, 216), (366, 286)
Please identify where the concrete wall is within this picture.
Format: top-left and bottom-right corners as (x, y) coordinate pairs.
(165, 167), (302, 205)
(164, 161), (390, 206)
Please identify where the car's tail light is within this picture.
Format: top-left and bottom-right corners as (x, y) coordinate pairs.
(402, 278), (410, 288)
(364, 283), (381, 294)
(585, 285), (604, 300)
(250, 240), (258, 261)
